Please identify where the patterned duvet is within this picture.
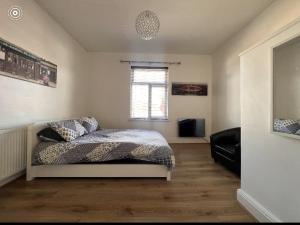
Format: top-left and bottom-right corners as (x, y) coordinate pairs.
(32, 129), (175, 168)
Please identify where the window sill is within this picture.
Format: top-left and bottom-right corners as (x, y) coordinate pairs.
(129, 118), (169, 122)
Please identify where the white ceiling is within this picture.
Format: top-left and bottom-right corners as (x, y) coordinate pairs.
(36, 0), (273, 54)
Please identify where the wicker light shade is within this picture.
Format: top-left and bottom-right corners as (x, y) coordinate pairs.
(135, 10), (160, 40)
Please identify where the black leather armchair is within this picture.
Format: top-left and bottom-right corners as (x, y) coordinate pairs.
(210, 127), (241, 176)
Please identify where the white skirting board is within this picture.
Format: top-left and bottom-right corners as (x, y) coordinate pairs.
(237, 189), (281, 222)
(167, 138), (210, 144)
(0, 170), (25, 187)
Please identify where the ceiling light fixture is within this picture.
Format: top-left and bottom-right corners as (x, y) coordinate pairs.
(135, 10), (160, 40)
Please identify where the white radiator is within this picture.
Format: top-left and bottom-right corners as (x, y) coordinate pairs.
(0, 126), (27, 186)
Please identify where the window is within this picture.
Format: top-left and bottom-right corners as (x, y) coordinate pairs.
(130, 66), (168, 120)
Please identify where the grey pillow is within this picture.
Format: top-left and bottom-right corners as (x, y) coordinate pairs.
(37, 127), (65, 142)
(274, 118), (300, 134)
(286, 123), (300, 134)
(49, 119), (87, 141)
(79, 117), (99, 133)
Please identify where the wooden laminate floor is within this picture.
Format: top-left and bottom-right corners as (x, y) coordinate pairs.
(0, 144), (256, 222)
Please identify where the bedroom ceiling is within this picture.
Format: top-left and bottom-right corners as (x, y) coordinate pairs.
(35, 0), (273, 54)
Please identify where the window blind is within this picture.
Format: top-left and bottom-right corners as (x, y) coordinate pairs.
(130, 66), (168, 120)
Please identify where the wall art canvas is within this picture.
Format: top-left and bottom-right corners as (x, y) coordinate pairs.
(172, 83), (208, 96)
(0, 38), (57, 87)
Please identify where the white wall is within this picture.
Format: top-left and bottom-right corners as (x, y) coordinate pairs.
(212, 0), (300, 132)
(274, 39), (300, 120)
(88, 52), (212, 143)
(0, 0), (89, 128)
(240, 20), (300, 222)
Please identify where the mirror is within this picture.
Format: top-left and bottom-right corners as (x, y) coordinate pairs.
(273, 36), (300, 137)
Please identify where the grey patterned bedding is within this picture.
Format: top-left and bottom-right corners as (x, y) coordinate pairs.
(33, 129), (175, 168)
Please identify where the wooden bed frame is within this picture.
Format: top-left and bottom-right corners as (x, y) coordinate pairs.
(26, 120), (174, 181)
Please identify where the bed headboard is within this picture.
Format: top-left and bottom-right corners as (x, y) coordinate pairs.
(26, 118), (78, 179)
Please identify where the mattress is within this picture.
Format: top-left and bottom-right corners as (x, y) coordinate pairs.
(32, 129), (175, 168)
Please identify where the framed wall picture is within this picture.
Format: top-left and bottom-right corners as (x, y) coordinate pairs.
(0, 38), (57, 87)
(172, 83), (208, 96)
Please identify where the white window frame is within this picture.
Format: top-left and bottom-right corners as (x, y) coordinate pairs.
(130, 66), (169, 121)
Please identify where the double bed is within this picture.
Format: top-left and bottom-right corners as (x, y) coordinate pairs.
(26, 120), (175, 181)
